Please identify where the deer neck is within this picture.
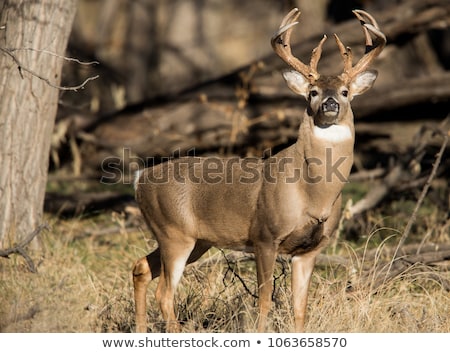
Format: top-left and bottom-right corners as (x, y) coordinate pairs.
(294, 112), (355, 191)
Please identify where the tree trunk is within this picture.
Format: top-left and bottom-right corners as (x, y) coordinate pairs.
(0, 0), (77, 247)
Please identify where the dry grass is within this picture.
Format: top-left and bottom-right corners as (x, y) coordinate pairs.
(1, 203), (449, 333)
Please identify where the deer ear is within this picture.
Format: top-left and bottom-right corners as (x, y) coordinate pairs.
(282, 70), (310, 98)
(350, 69), (378, 97)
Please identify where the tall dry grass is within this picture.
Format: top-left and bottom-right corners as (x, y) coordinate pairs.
(1, 201), (449, 332)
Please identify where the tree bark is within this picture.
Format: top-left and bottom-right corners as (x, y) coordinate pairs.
(0, 0), (77, 247)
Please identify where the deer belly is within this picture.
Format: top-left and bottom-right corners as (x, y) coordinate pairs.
(196, 212), (253, 250)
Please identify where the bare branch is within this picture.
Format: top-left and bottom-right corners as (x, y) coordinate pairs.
(220, 249), (258, 299)
(0, 47), (99, 91)
(393, 120), (449, 256)
(0, 223), (50, 272)
(7, 47), (99, 66)
(366, 120), (450, 286)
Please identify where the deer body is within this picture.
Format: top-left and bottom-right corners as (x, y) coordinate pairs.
(136, 113), (353, 250)
(132, 8), (385, 332)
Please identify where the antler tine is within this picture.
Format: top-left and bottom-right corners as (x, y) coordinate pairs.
(280, 7), (299, 27)
(340, 9), (386, 81)
(353, 10), (380, 31)
(334, 34), (353, 76)
(354, 10), (381, 50)
(309, 35), (327, 79)
(271, 8), (319, 81)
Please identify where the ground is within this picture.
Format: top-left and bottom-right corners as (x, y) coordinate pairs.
(1, 181), (449, 333)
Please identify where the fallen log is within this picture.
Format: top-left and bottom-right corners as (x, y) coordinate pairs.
(44, 191), (136, 217)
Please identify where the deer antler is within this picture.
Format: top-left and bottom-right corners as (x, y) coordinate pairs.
(271, 8), (327, 82)
(272, 9), (386, 85)
(335, 9), (387, 83)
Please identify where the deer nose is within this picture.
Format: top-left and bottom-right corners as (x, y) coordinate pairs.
(322, 97), (339, 113)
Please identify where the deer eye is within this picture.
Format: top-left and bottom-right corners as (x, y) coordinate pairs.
(341, 90), (349, 97)
(310, 90), (318, 98)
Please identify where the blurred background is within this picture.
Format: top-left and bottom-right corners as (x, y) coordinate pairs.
(47, 0), (449, 222)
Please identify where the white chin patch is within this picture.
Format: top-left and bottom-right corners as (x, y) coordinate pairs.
(323, 111), (338, 118)
(313, 124), (352, 143)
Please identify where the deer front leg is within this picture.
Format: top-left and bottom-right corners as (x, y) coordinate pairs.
(291, 253), (317, 332)
(290, 198), (341, 331)
(255, 242), (277, 332)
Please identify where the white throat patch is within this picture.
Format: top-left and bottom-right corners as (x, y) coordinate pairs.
(313, 124), (353, 143)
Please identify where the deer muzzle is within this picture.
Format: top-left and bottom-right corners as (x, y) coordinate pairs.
(321, 97), (339, 116)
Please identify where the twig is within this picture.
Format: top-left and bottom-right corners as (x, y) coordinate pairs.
(220, 249), (258, 299)
(0, 223), (50, 272)
(0, 47), (99, 91)
(397, 126), (448, 252)
(8, 47), (99, 66)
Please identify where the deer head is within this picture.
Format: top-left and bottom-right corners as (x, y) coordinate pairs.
(272, 8), (386, 127)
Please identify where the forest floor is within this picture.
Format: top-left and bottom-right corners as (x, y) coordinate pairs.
(1, 179), (449, 333)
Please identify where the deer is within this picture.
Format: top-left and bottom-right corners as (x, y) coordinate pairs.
(132, 8), (386, 333)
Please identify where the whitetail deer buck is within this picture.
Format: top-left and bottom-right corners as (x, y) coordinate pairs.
(132, 8), (385, 332)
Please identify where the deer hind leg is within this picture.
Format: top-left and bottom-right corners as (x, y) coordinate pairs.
(133, 248), (161, 333)
(133, 241), (210, 333)
(156, 238), (207, 332)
